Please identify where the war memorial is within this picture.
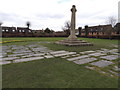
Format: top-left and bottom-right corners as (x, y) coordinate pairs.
(55, 5), (93, 46)
(1, 4), (119, 88)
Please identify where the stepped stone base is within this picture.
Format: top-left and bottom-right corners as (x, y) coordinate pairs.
(55, 39), (93, 46)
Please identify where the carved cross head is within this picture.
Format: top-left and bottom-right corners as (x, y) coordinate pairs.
(71, 5), (77, 12)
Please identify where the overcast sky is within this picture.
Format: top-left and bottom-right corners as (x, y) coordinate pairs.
(0, 0), (119, 31)
(118, 1), (120, 22)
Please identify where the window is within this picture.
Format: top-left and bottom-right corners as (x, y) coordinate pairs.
(19, 30), (21, 32)
(2, 30), (5, 32)
(6, 29), (8, 32)
(22, 30), (25, 32)
(29, 30), (31, 32)
(12, 30), (15, 32)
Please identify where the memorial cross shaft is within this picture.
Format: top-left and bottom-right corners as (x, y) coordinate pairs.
(68, 5), (77, 39)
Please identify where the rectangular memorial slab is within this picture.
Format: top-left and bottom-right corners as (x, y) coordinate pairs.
(108, 70), (118, 76)
(13, 50), (31, 54)
(6, 50), (12, 52)
(12, 46), (25, 50)
(61, 55), (71, 58)
(114, 66), (120, 71)
(2, 52), (7, 55)
(88, 53), (106, 56)
(0, 55), (3, 58)
(109, 49), (118, 53)
(0, 61), (11, 65)
(21, 54), (34, 58)
(85, 66), (96, 70)
(54, 52), (76, 57)
(8, 53), (28, 57)
(27, 45), (38, 47)
(2, 46), (9, 50)
(67, 55), (89, 61)
(73, 58), (97, 65)
(39, 50), (51, 53)
(1, 57), (19, 61)
(90, 60), (114, 67)
(44, 55), (54, 58)
(101, 48), (109, 51)
(33, 53), (45, 56)
(100, 55), (118, 60)
(110, 52), (119, 55)
(50, 50), (67, 55)
(14, 57), (44, 63)
(80, 51), (95, 54)
(22, 53), (45, 57)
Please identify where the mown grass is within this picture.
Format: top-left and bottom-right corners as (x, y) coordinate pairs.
(40, 37), (118, 52)
(2, 37), (119, 88)
(2, 58), (118, 88)
(2, 37), (65, 42)
(2, 37), (118, 51)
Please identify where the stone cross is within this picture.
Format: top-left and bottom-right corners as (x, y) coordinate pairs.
(68, 5), (77, 39)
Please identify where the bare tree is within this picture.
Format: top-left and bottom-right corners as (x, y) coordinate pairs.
(0, 22), (3, 31)
(26, 21), (31, 29)
(105, 16), (117, 27)
(0, 22), (3, 37)
(62, 21), (71, 35)
(0, 22), (2, 26)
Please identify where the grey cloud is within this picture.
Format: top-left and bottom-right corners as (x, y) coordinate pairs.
(36, 13), (65, 19)
(0, 12), (20, 22)
(0, 12), (31, 26)
(57, 0), (72, 3)
(78, 10), (105, 19)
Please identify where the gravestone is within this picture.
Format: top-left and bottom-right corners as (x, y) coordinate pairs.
(55, 5), (93, 46)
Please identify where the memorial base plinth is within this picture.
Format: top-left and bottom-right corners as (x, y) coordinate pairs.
(55, 39), (93, 46)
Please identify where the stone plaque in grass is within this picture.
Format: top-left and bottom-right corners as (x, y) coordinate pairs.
(13, 50), (32, 54)
(108, 70), (118, 76)
(100, 55), (118, 60)
(54, 52), (76, 57)
(73, 57), (97, 65)
(90, 60), (114, 67)
(44, 55), (54, 58)
(88, 52), (106, 56)
(67, 55), (89, 61)
(14, 56), (44, 63)
(50, 50), (67, 55)
(79, 50), (95, 54)
(114, 66), (120, 71)
(0, 61), (11, 65)
(109, 49), (118, 53)
(1, 57), (19, 61)
(8, 53), (29, 57)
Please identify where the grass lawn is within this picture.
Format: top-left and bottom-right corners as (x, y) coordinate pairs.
(2, 37), (119, 88)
